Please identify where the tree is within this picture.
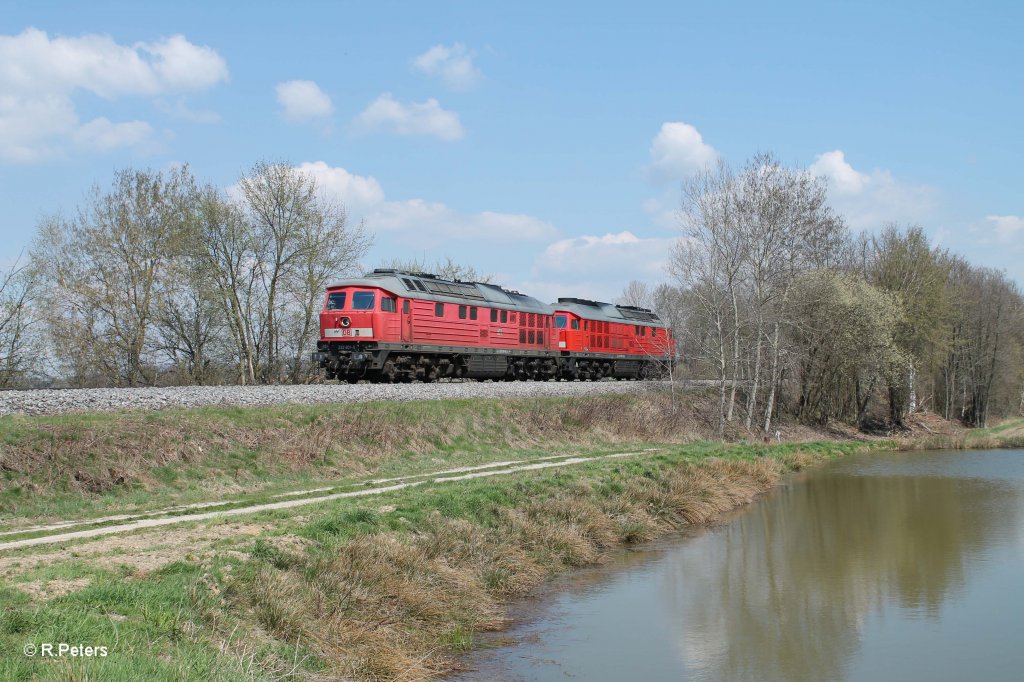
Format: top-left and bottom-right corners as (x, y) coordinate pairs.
(31, 166), (196, 386)
(189, 186), (265, 384)
(617, 280), (654, 308)
(939, 260), (1022, 427)
(676, 160), (747, 429)
(236, 161), (370, 382)
(788, 272), (904, 426)
(737, 152), (846, 432)
(0, 255), (38, 388)
(868, 225), (950, 424)
(376, 255), (492, 283)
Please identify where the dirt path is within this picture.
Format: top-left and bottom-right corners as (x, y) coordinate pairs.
(0, 449), (657, 553)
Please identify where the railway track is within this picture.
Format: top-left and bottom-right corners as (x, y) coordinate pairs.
(0, 379), (688, 417)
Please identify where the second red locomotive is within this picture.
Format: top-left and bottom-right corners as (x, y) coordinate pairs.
(314, 269), (674, 382)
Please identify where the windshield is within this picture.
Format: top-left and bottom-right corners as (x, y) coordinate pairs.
(326, 292), (346, 310)
(554, 315), (567, 329)
(352, 291), (376, 310)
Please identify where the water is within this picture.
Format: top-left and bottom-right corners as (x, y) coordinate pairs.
(457, 449), (1024, 681)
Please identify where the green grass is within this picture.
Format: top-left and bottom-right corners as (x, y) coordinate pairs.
(0, 393), (709, 527)
(0, 435), (878, 681)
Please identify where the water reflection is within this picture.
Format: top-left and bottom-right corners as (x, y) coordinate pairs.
(460, 450), (1024, 681)
(670, 468), (1020, 680)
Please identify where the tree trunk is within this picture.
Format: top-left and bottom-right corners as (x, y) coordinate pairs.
(762, 322), (780, 433)
(746, 327), (763, 429)
(726, 289), (740, 422)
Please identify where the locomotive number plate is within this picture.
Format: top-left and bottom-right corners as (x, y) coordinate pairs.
(325, 328), (373, 338)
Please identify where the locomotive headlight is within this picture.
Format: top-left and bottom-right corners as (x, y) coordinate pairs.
(340, 316), (351, 327)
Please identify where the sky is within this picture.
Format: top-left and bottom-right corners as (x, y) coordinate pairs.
(1, 0), (1021, 303)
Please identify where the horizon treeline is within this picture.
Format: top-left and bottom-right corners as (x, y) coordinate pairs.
(1, 156), (1022, 431)
(621, 153), (1022, 432)
(2, 161), (370, 387)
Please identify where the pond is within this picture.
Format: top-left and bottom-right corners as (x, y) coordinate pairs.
(456, 449), (1024, 681)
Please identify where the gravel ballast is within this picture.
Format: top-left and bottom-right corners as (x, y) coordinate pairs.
(0, 380), (672, 417)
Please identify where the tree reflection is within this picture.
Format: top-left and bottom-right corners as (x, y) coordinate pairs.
(665, 470), (1021, 681)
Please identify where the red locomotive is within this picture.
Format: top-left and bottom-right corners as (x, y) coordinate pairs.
(315, 270), (674, 382)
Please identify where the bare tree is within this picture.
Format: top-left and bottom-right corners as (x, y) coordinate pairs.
(237, 161), (370, 382)
(31, 167), (196, 386)
(282, 205), (371, 383)
(678, 160), (747, 426)
(189, 186), (266, 384)
(617, 280), (654, 308)
(670, 239), (732, 436)
(739, 153), (847, 432)
(377, 255), (492, 283)
(0, 255), (38, 388)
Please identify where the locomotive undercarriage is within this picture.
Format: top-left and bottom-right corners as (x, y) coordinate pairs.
(316, 342), (661, 383)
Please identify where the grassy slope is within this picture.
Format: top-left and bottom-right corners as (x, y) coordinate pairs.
(0, 393), (730, 526)
(0, 439), (875, 681)
(2, 396), (1019, 680)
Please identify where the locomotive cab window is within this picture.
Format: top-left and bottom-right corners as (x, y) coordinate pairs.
(382, 297), (396, 313)
(326, 292), (346, 310)
(458, 305), (467, 319)
(403, 300), (410, 314)
(584, 320), (589, 331)
(571, 319), (580, 330)
(352, 291), (375, 310)
(435, 303), (444, 316)
(470, 307), (478, 320)
(554, 315), (567, 329)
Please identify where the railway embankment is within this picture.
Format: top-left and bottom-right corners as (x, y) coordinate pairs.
(0, 379), (675, 417)
(0, 391), (1017, 680)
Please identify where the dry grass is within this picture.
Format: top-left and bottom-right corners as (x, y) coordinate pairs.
(0, 393), (718, 498)
(220, 452), (801, 679)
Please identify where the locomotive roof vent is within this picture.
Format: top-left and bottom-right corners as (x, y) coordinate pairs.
(557, 297), (602, 307)
(370, 268), (438, 280)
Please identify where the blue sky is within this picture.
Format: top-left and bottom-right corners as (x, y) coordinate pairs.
(1, 0), (1021, 301)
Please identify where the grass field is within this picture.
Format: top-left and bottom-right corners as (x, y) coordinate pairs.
(1, 393), (1017, 680)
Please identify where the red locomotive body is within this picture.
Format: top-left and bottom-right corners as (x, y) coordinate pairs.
(315, 270), (675, 382)
(316, 270), (558, 382)
(552, 298), (675, 380)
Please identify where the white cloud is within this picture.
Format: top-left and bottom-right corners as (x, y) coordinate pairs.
(646, 122), (718, 184)
(520, 231), (677, 302)
(986, 215), (1024, 243)
(368, 200), (554, 243)
(808, 150), (869, 194)
(154, 97), (221, 124)
(295, 161), (384, 214)
(0, 27), (228, 162)
(275, 80), (334, 123)
(290, 161), (554, 246)
(808, 150), (935, 231)
(72, 117), (153, 151)
(138, 34), (229, 92)
(412, 43), (483, 90)
(535, 231), (675, 278)
(353, 93), (464, 141)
